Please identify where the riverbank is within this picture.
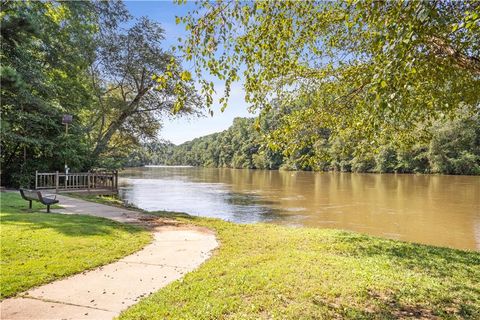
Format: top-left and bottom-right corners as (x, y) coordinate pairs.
(119, 167), (480, 251)
(80, 195), (480, 319)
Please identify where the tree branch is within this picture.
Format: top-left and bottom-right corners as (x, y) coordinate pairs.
(426, 35), (480, 75)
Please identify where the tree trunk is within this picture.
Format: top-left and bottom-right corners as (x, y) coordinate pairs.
(90, 88), (150, 162)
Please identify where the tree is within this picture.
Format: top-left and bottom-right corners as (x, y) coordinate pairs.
(0, 0), (202, 186)
(173, 0), (480, 155)
(142, 106), (479, 175)
(85, 16), (200, 167)
(428, 112), (480, 175)
(1, 0), (99, 186)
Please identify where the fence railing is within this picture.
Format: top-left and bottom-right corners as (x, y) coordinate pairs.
(35, 171), (118, 193)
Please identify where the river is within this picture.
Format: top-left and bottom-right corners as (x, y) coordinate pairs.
(119, 166), (480, 251)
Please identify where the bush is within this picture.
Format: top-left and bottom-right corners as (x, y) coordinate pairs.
(374, 147), (397, 173)
(428, 116), (480, 175)
(351, 155), (375, 173)
(451, 151), (480, 175)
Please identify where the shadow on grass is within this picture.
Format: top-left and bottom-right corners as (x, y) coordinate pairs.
(332, 231), (479, 272)
(1, 211), (145, 237)
(1, 192), (145, 237)
(330, 231), (480, 316)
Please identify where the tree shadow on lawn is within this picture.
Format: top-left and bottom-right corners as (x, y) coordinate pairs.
(131, 209), (480, 318)
(332, 231), (479, 274)
(133, 214), (480, 318)
(331, 231), (480, 309)
(1, 210), (145, 237)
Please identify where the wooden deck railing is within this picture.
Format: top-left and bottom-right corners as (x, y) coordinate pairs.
(35, 170), (118, 193)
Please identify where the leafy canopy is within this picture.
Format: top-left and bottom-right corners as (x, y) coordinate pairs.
(0, 0), (201, 187)
(173, 0), (480, 150)
(1, 0), (101, 186)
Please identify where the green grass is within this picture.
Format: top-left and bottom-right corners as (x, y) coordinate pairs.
(0, 192), (151, 299)
(69, 194), (480, 319)
(65, 193), (124, 206)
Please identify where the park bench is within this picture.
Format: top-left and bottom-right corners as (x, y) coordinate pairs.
(19, 189), (59, 213)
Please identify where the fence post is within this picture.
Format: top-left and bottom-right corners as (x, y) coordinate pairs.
(114, 170), (118, 191)
(87, 171), (91, 193)
(35, 171), (38, 190)
(55, 171), (59, 193)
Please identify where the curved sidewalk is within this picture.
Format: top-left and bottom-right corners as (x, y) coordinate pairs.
(1, 195), (218, 320)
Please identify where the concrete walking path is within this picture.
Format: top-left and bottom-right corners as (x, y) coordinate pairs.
(1, 194), (218, 320)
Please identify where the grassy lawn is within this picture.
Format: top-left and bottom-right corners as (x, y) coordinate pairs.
(0, 192), (151, 299)
(119, 217), (479, 319)
(65, 195), (480, 319)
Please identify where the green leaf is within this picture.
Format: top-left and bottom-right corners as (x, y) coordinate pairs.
(180, 71), (192, 81)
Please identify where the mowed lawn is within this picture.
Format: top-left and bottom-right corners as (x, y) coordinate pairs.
(0, 192), (151, 299)
(121, 215), (480, 319)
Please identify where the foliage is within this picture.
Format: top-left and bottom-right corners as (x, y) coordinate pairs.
(428, 116), (480, 175)
(132, 116), (282, 169)
(120, 213), (480, 319)
(0, 192), (150, 299)
(135, 109), (480, 175)
(85, 15), (200, 166)
(173, 0), (480, 155)
(124, 140), (176, 167)
(1, 1), (98, 187)
(0, 1), (200, 187)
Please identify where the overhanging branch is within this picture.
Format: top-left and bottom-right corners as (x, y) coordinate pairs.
(426, 35), (480, 76)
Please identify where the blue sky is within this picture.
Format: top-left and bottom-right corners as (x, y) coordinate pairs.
(124, 1), (254, 145)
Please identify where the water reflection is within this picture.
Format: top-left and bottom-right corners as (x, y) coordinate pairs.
(119, 167), (480, 251)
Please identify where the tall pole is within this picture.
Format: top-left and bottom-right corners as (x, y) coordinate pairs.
(62, 115), (72, 181)
(65, 122), (68, 182)
(65, 122), (68, 169)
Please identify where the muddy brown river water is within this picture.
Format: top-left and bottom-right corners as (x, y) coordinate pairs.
(119, 167), (480, 251)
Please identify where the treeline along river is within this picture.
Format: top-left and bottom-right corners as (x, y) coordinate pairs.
(119, 166), (480, 251)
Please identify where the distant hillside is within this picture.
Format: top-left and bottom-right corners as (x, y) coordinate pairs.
(167, 117), (283, 169)
(127, 110), (480, 175)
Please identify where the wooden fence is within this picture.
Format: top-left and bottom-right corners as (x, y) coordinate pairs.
(35, 171), (118, 193)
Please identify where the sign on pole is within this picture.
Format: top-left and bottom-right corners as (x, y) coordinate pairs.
(62, 115), (73, 124)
